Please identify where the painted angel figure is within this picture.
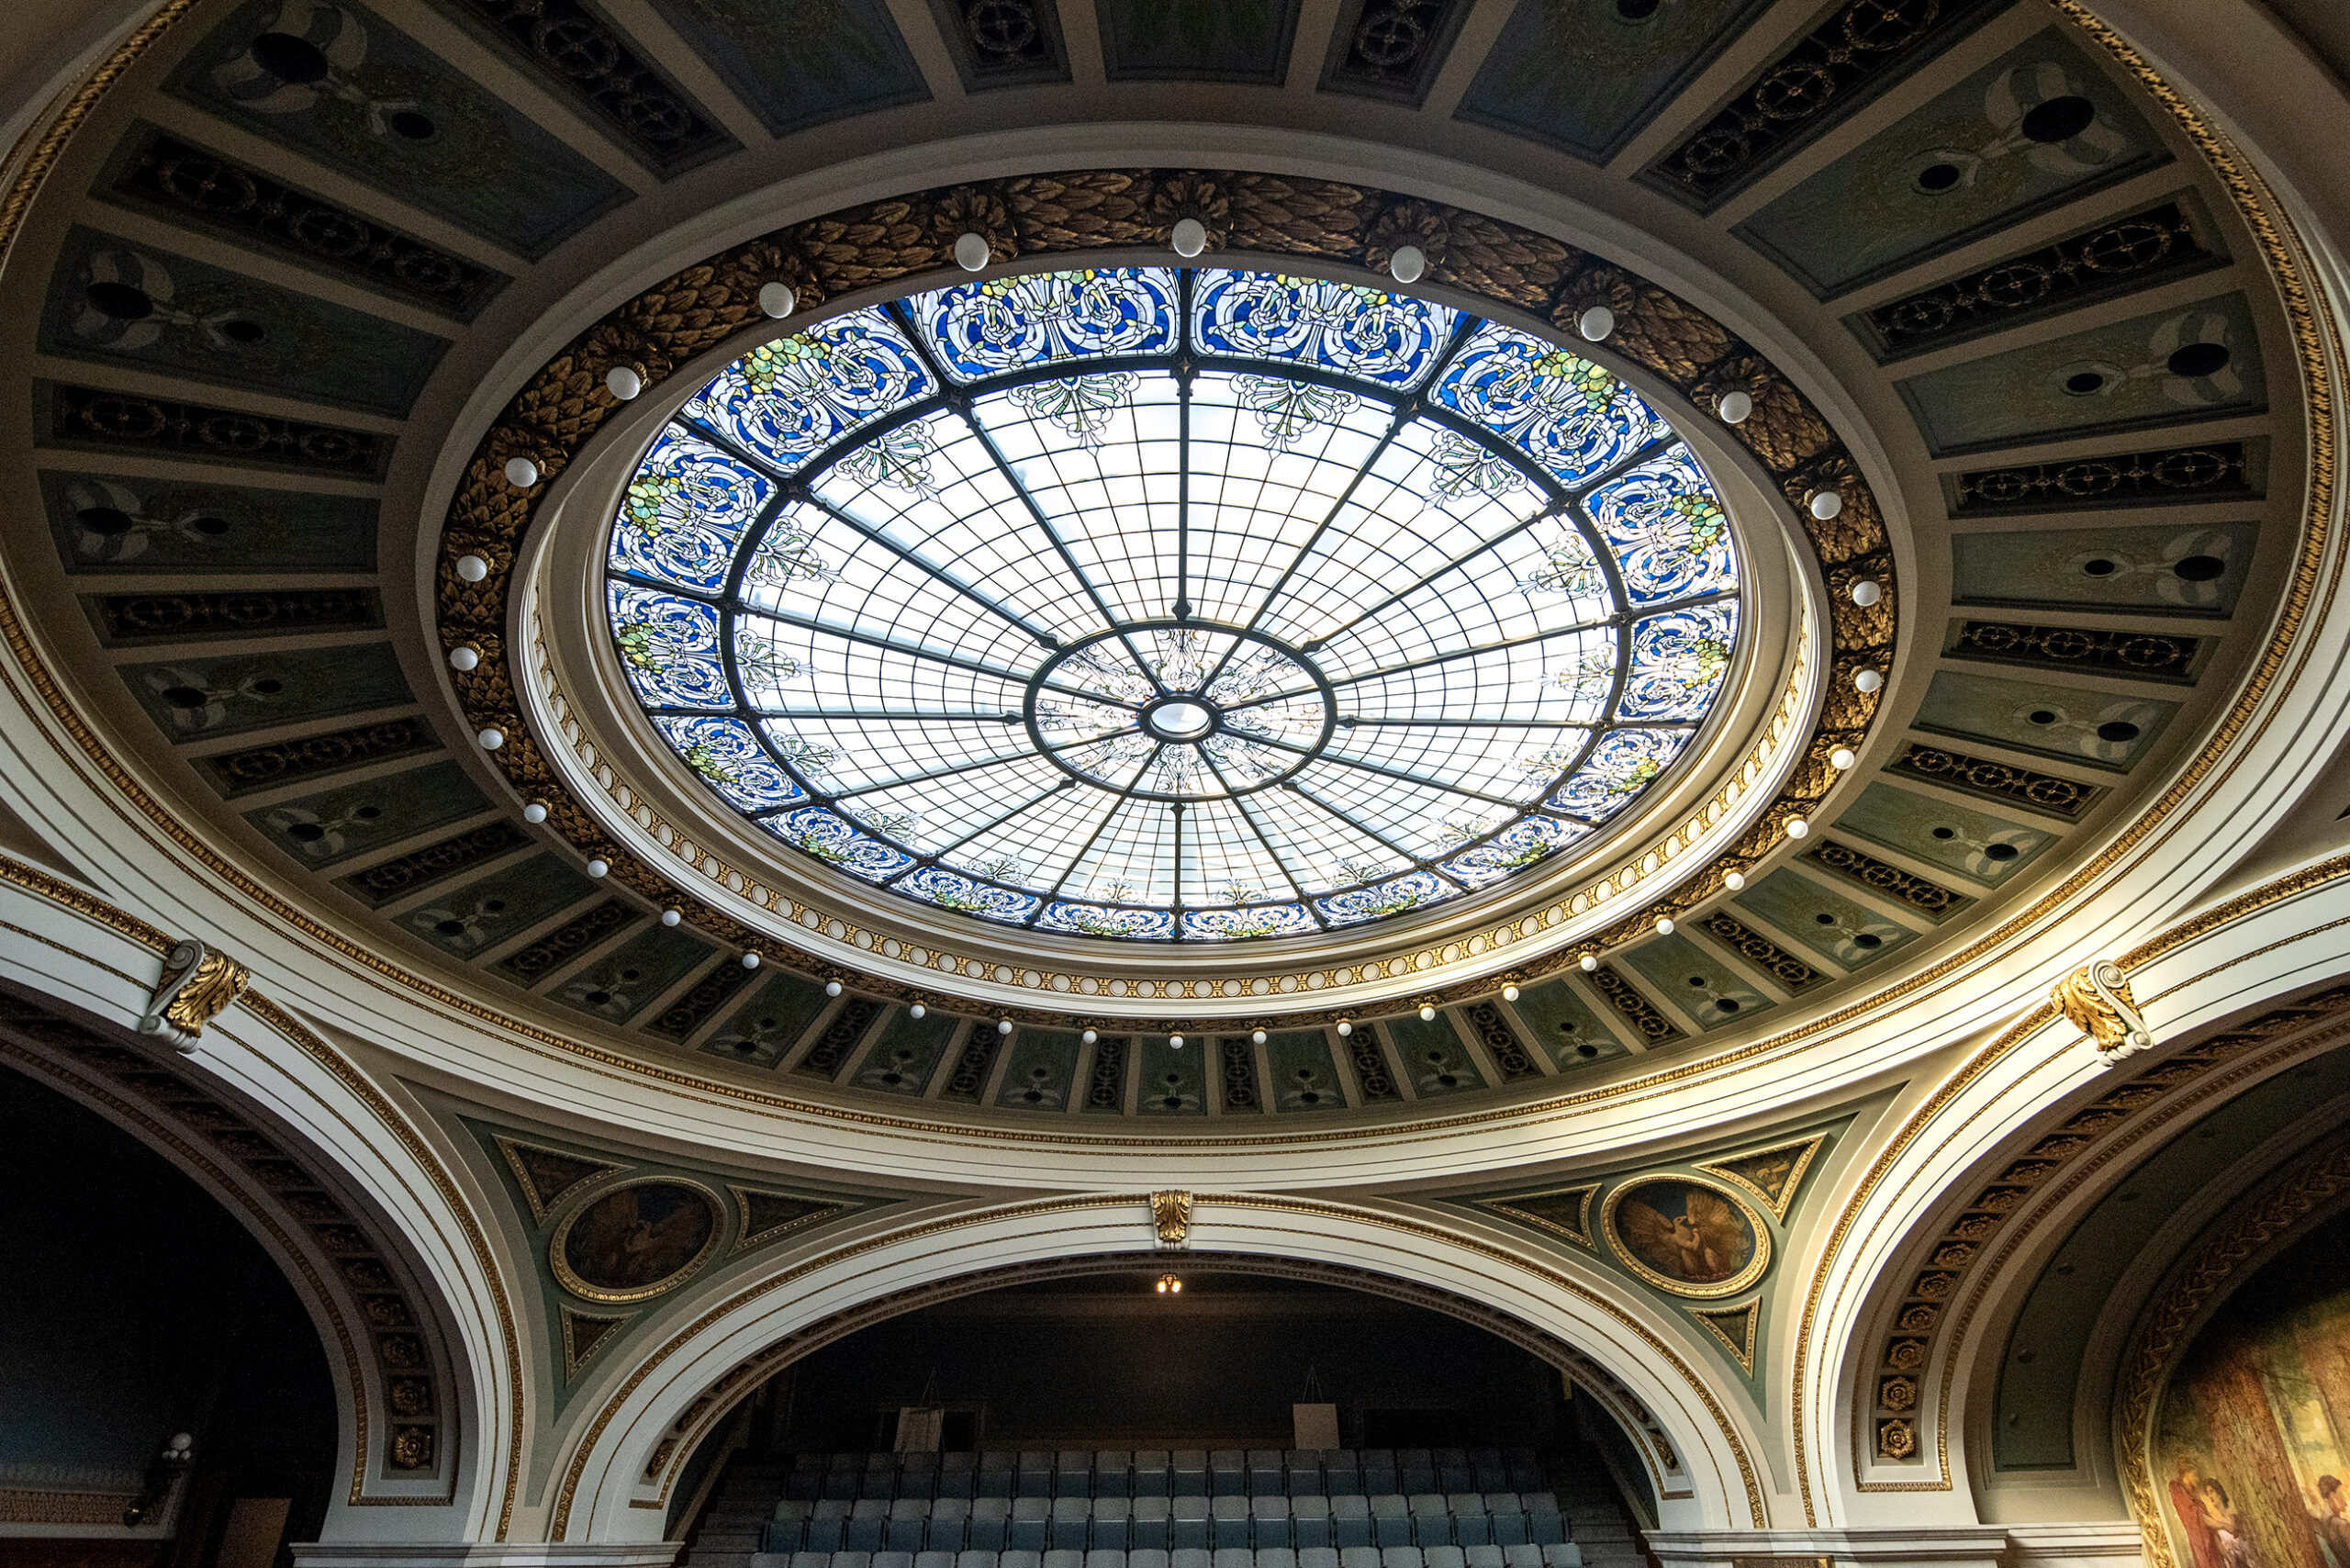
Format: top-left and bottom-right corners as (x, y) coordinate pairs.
(1619, 1188), (1750, 1283)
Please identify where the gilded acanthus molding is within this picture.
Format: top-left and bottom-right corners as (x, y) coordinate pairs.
(136, 938), (248, 1052)
(1151, 1190), (1192, 1249)
(2053, 962), (2154, 1058)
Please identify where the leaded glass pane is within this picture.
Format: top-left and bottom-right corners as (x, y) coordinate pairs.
(609, 266), (1744, 940)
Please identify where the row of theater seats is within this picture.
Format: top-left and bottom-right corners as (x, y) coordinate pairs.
(764, 1493), (1570, 1554)
(749, 1546), (1586, 1568)
(784, 1451), (1545, 1502)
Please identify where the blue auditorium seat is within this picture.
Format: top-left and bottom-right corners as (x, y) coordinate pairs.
(1088, 1551), (1127, 1568)
(1211, 1496), (1250, 1550)
(1435, 1454), (1472, 1495)
(1057, 1455), (1092, 1501)
(1133, 1453), (1170, 1499)
(1447, 1497), (1488, 1548)
(747, 1553), (787, 1568)
(827, 1455), (863, 1500)
(957, 1552), (999, 1568)
(1092, 1498), (1132, 1551)
(1173, 1453), (1208, 1500)
(917, 1551), (957, 1568)
(1369, 1497), (1410, 1550)
(790, 1552), (828, 1568)
(1300, 1550), (1340, 1568)
(1128, 1551), (1167, 1568)
(1404, 1497), (1449, 1549)
(1382, 1548), (1424, 1568)
(1499, 1548), (1539, 1568)
(931, 1498), (972, 1551)
(1052, 1499), (1090, 1551)
(1398, 1455), (1436, 1498)
(1468, 1455), (1505, 1496)
(1212, 1550), (1252, 1568)
(836, 1553), (873, 1568)
(1043, 1548), (1083, 1568)
(1424, 1550), (1465, 1568)
(1331, 1497), (1371, 1550)
(1009, 1497), (1050, 1551)
(1097, 1454), (1134, 1499)
(1019, 1455), (1056, 1500)
(1338, 1548), (1382, 1568)
(1259, 1551), (1297, 1568)
(867, 1455), (901, 1495)
(1171, 1497), (1210, 1551)
(1358, 1456), (1397, 1498)
(1502, 1456), (1540, 1493)
(1252, 1497), (1292, 1550)
(1292, 1496), (1331, 1550)
(849, 1500), (890, 1553)
(1538, 1549), (1580, 1568)
(1132, 1497), (1171, 1551)
(979, 1455), (1016, 1500)
(1464, 1550), (1503, 1568)
(999, 1551), (1039, 1568)
(969, 1499), (1012, 1552)
(806, 1506), (847, 1553)
(1324, 1456), (1361, 1498)
(1170, 1549), (1211, 1568)
(1210, 1454), (1245, 1496)
(890, 1501), (934, 1551)
(1248, 1453), (1283, 1498)
(1285, 1453), (1322, 1496)
(1520, 1499), (1560, 1550)
(875, 1550), (915, 1568)
(941, 1455), (978, 1501)
(1485, 1503), (1526, 1550)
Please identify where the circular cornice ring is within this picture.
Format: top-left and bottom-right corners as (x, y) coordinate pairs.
(547, 1175), (727, 1305)
(1599, 1173), (1773, 1300)
(438, 171), (1890, 1026)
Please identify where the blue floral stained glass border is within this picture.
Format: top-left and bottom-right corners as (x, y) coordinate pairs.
(605, 264), (1745, 941)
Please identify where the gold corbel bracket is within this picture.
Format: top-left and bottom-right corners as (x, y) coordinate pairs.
(137, 939), (250, 1053)
(2053, 960), (2153, 1058)
(1151, 1190), (1192, 1249)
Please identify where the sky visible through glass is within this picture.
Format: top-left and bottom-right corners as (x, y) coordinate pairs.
(606, 266), (1740, 940)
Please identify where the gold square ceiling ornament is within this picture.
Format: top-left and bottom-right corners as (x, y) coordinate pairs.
(1695, 1135), (1828, 1223)
(1476, 1184), (1600, 1248)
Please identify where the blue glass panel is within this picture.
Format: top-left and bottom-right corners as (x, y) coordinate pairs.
(1583, 443), (1739, 604)
(680, 308), (931, 473)
(1550, 730), (1695, 822)
(895, 866), (1040, 923)
(1192, 269), (1459, 388)
(1314, 870), (1457, 926)
(1438, 816), (1587, 887)
(1181, 903), (1317, 940)
(654, 716), (808, 812)
(1618, 604), (1739, 722)
(1035, 902), (1177, 939)
(1429, 322), (1673, 487)
(759, 807), (915, 882)
(916, 268), (1179, 382)
(609, 424), (774, 592)
(607, 584), (729, 709)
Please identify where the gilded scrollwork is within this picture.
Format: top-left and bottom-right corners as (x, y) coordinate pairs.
(137, 939), (249, 1051)
(2054, 961), (2154, 1058)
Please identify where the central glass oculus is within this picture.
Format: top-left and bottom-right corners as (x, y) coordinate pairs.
(606, 265), (1743, 940)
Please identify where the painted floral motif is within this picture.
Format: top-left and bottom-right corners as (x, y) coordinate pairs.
(609, 427), (774, 592)
(681, 311), (931, 473)
(1193, 269), (1458, 386)
(1584, 444), (1739, 603)
(921, 268), (1178, 380)
(1431, 322), (1672, 487)
(606, 584), (729, 709)
(653, 716), (807, 812)
(1618, 604), (1739, 722)
(1550, 729), (1695, 822)
(617, 266), (1740, 940)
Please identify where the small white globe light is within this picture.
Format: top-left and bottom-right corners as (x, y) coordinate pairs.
(521, 801), (548, 823)
(823, 980), (843, 997)
(1786, 817), (1810, 840)
(1580, 954), (1599, 972)
(455, 554), (489, 582)
(1577, 305), (1615, 342)
(1725, 871), (1746, 891)
(912, 1004), (928, 1020)
(758, 281), (797, 319)
(954, 232), (990, 272)
(1830, 747), (1858, 770)
(660, 908), (681, 926)
(1080, 1028), (1095, 1044)
(1389, 244), (1427, 284)
(1502, 985), (1520, 1002)
(1252, 1029), (1268, 1045)
(446, 644), (479, 672)
(503, 455), (539, 488)
(1418, 1005), (1437, 1022)
(997, 1019), (1014, 1036)
(585, 858), (608, 877)
(741, 952), (761, 969)
(476, 727), (504, 750)
(1854, 668), (1885, 693)
(1336, 1022), (1352, 1036)
(1170, 217), (1207, 257)
(1809, 488), (1845, 521)
(1850, 578), (1883, 607)
(1655, 916), (1674, 935)
(605, 365), (643, 400)
(1168, 1033), (1183, 1048)
(1717, 389), (1753, 424)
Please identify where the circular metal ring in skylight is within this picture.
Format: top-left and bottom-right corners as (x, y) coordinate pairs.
(606, 266), (1741, 942)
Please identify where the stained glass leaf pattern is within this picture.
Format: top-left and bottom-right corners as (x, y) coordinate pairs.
(921, 268), (1179, 381)
(1193, 269), (1459, 387)
(607, 584), (729, 709)
(1584, 443), (1740, 603)
(609, 426), (774, 592)
(612, 269), (1741, 940)
(1430, 321), (1673, 487)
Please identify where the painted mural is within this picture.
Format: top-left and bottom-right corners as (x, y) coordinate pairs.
(2154, 1217), (2350, 1568)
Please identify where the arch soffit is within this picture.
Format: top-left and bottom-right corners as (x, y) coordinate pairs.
(554, 1195), (1774, 1543)
(1794, 883), (2350, 1527)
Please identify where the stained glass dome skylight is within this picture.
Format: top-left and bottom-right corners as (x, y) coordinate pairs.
(605, 267), (1740, 941)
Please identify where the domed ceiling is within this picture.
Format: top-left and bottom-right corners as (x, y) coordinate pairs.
(0, 0), (2311, 1126)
